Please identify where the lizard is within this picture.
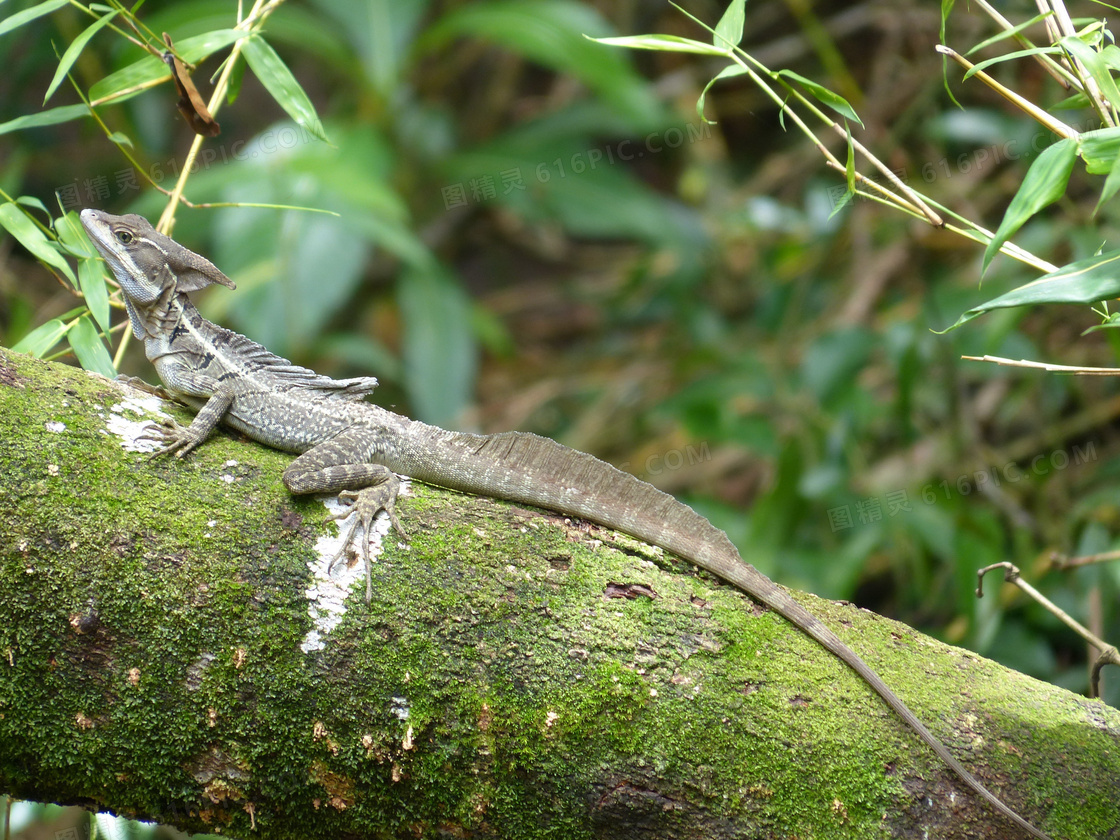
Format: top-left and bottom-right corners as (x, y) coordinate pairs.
(79, 208), (1052, 840)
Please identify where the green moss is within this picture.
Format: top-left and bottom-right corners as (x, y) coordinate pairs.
(0, 348), (1117, 839)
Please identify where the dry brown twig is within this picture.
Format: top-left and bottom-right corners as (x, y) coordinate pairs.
(977, 562), (1120, 698)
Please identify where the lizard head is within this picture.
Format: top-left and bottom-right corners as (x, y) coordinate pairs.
(81, 209), (236, 339)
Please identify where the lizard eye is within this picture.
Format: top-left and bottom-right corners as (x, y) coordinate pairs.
(115, 230), (133, 244)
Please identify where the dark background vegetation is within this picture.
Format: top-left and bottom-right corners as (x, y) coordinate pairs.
(1, 0), (1118, 833)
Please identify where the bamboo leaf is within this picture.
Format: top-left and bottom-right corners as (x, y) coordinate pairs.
(1079, 126), (1120, 174)
(982, 138), (1077, 274)
(776, 69), (863, 127)
(1060, 35), (1120, 116)
(1102, 44), (1120, 73)
(1051, 92), (1093, 110)
(940, 249), (1120, 331)
(939, 0), (963, 108)
(79, 258), (111, 335)
(713, 0), (745, 49)
(0, 103), (87, 136)
(697, 64), (748, 124)
(242, 36), (329, 143)
(89, 29), (245, 104)
(55, 210), (96, 258)
(1097, 152), (1120, 216)
(967, 12), (1054, 55)
(69, 315), (116, 378)
(11, 318), (68, 357)
(16, 196), (49, 216)
(0, 0), (67, 39)
(44, 9), (118, 104)
(963, 45), (1061, 79)
(589, 34), (731, 56)
(0, 203), (76, 285)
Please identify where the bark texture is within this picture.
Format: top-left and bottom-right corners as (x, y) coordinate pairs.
(0, 346), (1117, 840)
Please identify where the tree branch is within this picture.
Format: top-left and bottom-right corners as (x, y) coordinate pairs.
(0, 346), (1116, 839)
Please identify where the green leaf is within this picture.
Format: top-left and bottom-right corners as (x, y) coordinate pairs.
(776, 69), (864, 127)
(963, 45), (1059, 78)
(69, 315), (116, 378)
(982, 137), (1077, 274)
(825, 123), (856, 218)
(1051, 92), (1093, 110)
(1096, 147), (1120, 216)
(16, 196), (49, 216)
(713, 0), (745, 49)
(939, 249), (1120, 332)
(0, 203), (76, 285)
(0, 103), (87, 136)
(54, 210), (95, 258)
(827, 188), (854, 218)
(939, 0), (962, 109)
(590, 33), (730, 56)
(1079, 126), (1120, 175)
(242, 36), (329, 143)
(1061, 35), (1120, 118)
(697, 64), (748, 124)
(939, 0), (954, 59)
(1082, 311), (1120, 334)
(89, 29), (246, 104)
(966, 12), (1054, 54)
(44, 9), (119, 103)
(79, 258), (111, 335)
(398, 262), (476, 427)
(226, 53), (246, 104)
(1102, 44), (1120, 73)
(10, 318), (68, 356)
(0, 0), (67, 39)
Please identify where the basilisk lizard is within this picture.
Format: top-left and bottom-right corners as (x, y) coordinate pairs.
(79, 208), (1052, 839)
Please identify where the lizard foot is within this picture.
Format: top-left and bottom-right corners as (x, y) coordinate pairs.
(136, 418), (206, 460)
(325, 479), (408, 602)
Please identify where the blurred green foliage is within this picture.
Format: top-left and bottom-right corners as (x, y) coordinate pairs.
(2, 0), (1120, 831)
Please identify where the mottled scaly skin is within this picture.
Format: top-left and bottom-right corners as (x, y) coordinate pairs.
(79, 209), (1050, 840)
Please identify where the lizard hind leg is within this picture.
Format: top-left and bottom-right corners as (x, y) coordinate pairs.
(323, 484), (406, 601)
(283, 443), (407, 602)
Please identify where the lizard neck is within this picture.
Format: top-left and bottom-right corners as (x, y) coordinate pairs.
(126, 283), (191, 345)
(135, 292), (213, 369)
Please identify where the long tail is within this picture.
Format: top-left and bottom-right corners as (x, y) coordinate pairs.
(389, 425), (1049, 839)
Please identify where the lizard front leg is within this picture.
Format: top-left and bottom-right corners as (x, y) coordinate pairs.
(139, 367), (235, 459)
(283, 429), (406, 601)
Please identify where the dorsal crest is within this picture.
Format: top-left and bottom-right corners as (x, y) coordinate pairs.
(214, 324), (378, 400)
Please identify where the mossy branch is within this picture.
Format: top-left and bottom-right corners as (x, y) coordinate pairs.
(0, 347), (1117, 839)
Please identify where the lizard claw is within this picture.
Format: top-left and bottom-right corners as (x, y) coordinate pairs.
(137, 418), (205, 460)
(324, 479), (407, 602)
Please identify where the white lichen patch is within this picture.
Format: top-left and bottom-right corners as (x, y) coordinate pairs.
(102, 393), (173, 453)
(301, 479), (411, 653)
(390, 696), (410, 720)
(45, 420), (66, 433)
